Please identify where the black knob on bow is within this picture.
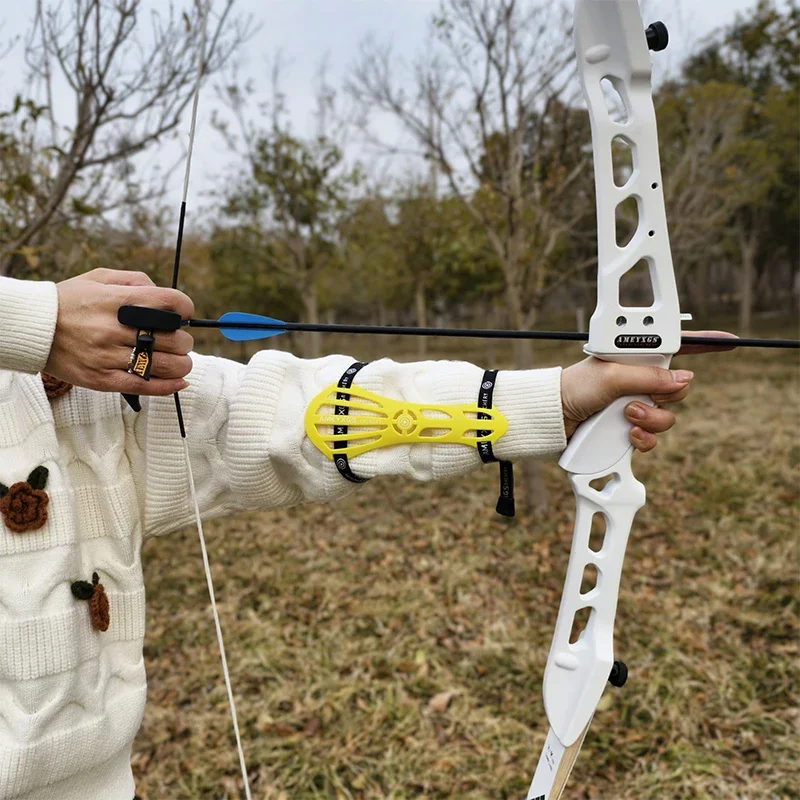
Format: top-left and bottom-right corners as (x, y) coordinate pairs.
(609, 660), (629, 688)
(646, 21), (669, 52)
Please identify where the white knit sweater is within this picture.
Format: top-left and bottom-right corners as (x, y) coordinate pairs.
(0, 276), (565, 799)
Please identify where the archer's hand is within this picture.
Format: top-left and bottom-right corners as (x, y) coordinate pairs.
(560, 331), (736, 452)
(45, 269), (195, 396)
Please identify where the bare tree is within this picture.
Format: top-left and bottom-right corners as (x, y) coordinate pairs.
(212, 58), (360, 358)
(348, 0), (597, 512)
(0, 0), (251, 275)
(654, 79), (780, 326)
(348, 0), (595, 370)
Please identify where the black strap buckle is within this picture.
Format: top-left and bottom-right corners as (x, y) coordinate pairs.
(477, 369), (515, 518)
(332, 362), (370, 484)
(127, 331), (156, 381)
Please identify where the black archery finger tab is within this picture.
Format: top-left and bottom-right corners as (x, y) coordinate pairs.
(118, 305), (183, 413)
(646, 21), (669, 52)
(118, 305), (183, 332)
(122, 393), (142, 413)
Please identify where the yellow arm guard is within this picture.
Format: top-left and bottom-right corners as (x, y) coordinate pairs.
(305, 383), (508, 461)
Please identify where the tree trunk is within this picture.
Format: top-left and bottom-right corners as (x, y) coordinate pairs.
(483, 303), (497, 366)
(794, 270), (800, 319)
(576, 306), (586, 333)
(521, 459), (551, 518)
(738, 228), (758, 337)
(302, 284), (321, 358)
(506, 280), (534, 369)
(511, 303), (550, 515)
(415, 281), (428, 359)
(685, 263), (710, 320)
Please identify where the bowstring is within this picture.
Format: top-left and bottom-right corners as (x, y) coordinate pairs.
(171, 2), (253, 797)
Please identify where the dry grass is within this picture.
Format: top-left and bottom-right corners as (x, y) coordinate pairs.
(134, 332), (799, 799)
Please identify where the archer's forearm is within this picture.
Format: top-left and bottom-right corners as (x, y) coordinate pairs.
(132, 351), (566, 538)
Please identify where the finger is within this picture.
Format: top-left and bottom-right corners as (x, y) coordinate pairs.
(122, 377), (190, 398)
(678, 330), (738, 355)
(148, 352), (194, 380)
(607, 363), (694, 400)
(651, 384), (691, 404)
(625, 403), (676, 434)
(117, 328), (194, 356)
(119, 286), (195, 321)
(104, 369), (190, 397)
(630, 426), (657, 453)
(107, 348), (193, 379)
(85, 268), (156, 287)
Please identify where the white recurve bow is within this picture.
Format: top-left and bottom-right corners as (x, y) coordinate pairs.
(526, 2), (690, 798)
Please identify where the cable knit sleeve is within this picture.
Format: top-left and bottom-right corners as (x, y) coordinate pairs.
(132, 351), (566, 538)
(0, 277), (58, 374)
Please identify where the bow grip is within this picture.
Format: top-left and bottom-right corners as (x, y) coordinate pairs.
(559, 394), (650, 475)
(118, 305), (184, 412)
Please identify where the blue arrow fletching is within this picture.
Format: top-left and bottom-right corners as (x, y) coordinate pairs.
(218, 312), (287, 341)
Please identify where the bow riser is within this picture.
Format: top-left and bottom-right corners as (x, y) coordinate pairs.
(529, 2), (681, 797)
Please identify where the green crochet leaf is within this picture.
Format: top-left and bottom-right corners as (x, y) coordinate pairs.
(27, 466), (48, 490)
(71, 580), (94, 601)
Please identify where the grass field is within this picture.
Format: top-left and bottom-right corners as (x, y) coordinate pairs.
(134, 330), (799, 799)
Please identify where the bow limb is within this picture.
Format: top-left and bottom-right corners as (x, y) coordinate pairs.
(527, 723), (592, 800)
(528, 403), (647, 799)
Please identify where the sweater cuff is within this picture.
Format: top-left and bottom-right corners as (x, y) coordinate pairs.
(493, 367), (566, 460)
(0, 277), (58, 374)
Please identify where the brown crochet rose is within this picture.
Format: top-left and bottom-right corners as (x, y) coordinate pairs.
(40, 373), (73, 400)
(0, 467), (50, 533)
(71, 572), (110, 632)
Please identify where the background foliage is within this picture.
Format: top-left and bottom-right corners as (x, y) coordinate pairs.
(3, 1), (797, 349)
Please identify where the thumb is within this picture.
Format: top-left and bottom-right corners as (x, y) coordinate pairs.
(606, 363), (694, 401)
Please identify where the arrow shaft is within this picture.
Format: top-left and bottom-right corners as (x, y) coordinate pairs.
(189, 318), (587, 342)
(681, 335), (797, 349)
(187, 319), (799, 349)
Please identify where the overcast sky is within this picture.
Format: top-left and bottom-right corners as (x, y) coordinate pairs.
(0, 0), (776, 216)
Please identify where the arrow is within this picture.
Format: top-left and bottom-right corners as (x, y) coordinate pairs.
(186, 312), (800, 350)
